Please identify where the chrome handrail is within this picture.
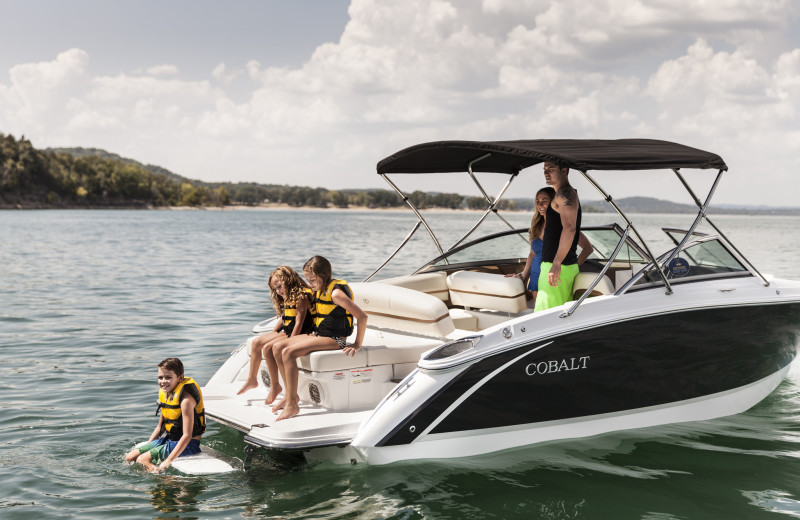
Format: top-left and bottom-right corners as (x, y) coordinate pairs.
(561, 226), (632, 317)
(658, 169), (723, 274)
(673, 169), (769, 286)
(466, 154), (525, 242)
(449, 171), (519, 250)
(381, 173), (445, 258)
(363, 220), (421, 282)
(578, 170), (673, 295)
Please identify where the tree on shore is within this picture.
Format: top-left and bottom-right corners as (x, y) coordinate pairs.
(1, 133), (515, 211)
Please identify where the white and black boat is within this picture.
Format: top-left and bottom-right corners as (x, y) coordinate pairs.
(203, 139), (800, 466)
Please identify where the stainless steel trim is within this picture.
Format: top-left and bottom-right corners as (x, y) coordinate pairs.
(659, 170), (723, 273)
(673, 168), (770, 287)
(363, 220), (421, 281)
(579, 170), (673, 295)
(561, 226), (631, 317)
(381, 173), (445, 257)
(450, 171), (520, 250)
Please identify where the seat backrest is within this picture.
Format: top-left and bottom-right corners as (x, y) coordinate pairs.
(446, 271), (527, 313)
(377, 272), (449, 300)
(572, 272), (615, 299)
(349, 282), (455, 338)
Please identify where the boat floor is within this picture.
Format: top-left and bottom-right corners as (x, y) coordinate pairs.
(204, 384), (372, 450)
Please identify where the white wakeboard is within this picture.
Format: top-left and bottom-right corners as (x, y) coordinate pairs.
(170, 446), (239, 475)
(133, 442), (239, 475)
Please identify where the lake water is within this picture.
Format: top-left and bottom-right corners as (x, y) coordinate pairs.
(3, 208), (800, 519)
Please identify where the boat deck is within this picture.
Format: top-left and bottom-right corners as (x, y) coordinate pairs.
(205, 383), (373, 449)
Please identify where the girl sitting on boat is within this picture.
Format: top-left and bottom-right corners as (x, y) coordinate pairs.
(271, 255), (367, 421)
(236, 266), (314, 405)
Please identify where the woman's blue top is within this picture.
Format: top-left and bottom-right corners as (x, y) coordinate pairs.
(528, 238), (544, 291)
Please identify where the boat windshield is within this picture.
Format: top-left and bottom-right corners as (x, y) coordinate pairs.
(417, 224), (647, 272)
(582, 225), (648, 263)
(633, 236), (751, 289)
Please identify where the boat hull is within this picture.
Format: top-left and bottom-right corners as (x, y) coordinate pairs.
(352, 301), (800, 464)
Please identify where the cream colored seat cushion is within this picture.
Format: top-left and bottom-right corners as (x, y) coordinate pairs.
(297, 348), (367, 372)
(447, 271), (527, 313)
(350, 282), (454, 338)
(377, 272), (449, 300)
(572, 272), (615, 298)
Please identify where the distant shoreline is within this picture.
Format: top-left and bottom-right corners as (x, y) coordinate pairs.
(2, 201), (799, 216)
(0, 202), (497, 213)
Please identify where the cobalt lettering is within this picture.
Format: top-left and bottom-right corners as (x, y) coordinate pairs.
(525, 356), (590, 376)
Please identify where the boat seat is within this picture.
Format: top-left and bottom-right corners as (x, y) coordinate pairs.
(449, 308), (479, 330)
(297, 331), (443, 372)
(349, 282), (455, 338)
(297, 348), (368, 372)
(446, 271), (527, 313)
(296, 283), (455, 373)
(377, 272), (449, 300)
(572, 272), (615, 299)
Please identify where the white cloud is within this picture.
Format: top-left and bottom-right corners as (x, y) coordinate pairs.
(1, 0), (800, 204)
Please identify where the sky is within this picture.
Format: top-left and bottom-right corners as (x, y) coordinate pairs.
(1, 0), (800, 206)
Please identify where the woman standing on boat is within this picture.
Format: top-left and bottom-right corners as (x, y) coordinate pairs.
(507, 187), (555, 305)
(510, 185), (594, 306)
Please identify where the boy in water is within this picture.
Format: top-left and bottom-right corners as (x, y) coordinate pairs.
(124, 357), (205, 473)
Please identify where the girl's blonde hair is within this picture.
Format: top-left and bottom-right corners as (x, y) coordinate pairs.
(530, 187), (556, 243)
(268, 266), (310, 315)
(303, 255), (332, 290)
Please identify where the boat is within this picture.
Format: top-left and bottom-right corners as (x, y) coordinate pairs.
(202, 139), (800, 466)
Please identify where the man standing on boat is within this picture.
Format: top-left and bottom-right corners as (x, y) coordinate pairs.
(533, 160), (583, 312)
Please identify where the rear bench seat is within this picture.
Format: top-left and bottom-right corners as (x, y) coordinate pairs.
(297, 281), (455, 373)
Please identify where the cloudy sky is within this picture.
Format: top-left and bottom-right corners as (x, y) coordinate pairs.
(2, 0), (800, 206)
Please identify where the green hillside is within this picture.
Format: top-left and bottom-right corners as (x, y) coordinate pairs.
(4, 134), (798, 215)
(1, 134), (515, 210)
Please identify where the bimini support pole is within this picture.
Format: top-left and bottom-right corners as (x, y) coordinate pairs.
(381, 174), (444, 256)
(659, 169), (724, 274)
(673, 168), (770, 286)
(466, 154), (526, 242)
(579, 170), (674, 295)
(363, 221), (421, 282)
(449, 154), (521, 251)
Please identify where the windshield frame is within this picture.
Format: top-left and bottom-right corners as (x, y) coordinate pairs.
(414, 223), (648, 274)
(621, 233), (754, 293)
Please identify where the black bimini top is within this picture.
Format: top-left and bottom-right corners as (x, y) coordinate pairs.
(377, 139), (727, 175)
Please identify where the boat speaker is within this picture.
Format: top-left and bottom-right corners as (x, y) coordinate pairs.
(260, 368), (270, 389)
(308, 382), (321, 404)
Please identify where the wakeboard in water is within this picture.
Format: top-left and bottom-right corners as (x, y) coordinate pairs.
(170, 446), (239, 475)
(132, 442), (240, 475)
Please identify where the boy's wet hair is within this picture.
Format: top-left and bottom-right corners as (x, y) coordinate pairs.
(158, 357), (184, 376)
(303, 255), (332, 288)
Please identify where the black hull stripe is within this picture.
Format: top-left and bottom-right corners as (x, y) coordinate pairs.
(378, 302), (800, 447)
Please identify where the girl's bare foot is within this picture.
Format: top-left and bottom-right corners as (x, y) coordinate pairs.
(264, 385), (282, 405)
(236, 379), (259, 395)
(271, 397), (287, 413)
(275, 403), (300, 421)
